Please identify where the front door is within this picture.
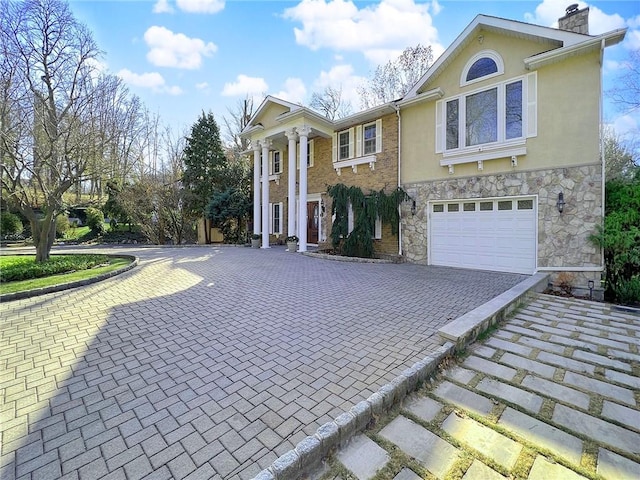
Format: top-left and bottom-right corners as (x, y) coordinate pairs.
(307, 201), (319, 244)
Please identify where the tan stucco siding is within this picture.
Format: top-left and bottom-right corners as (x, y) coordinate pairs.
(401, 33), (602, 184)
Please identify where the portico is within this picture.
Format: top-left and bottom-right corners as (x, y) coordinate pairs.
(242, 96), (333, 251)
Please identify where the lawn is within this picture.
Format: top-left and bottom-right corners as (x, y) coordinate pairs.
(0, 254), (133, 295)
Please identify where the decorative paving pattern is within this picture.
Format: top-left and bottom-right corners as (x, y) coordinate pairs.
(0, 246), (525, 480)
(326, 295), (640, 480)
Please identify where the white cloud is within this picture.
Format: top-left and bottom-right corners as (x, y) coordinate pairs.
(176, 0), (225, 14)
(144, 26), (217, 69)
(221, 74), (269, 97)
(117, 69), (183, 95)
(525, 1), (627, 34)
(313, 64), (367, 108)
(196, 82), (209, 90)
(625, 28), (640, 51)
(272, 78), (307, 104)
(283, 0), (442, 64)
(611, 114), (639, 138)
(153, 0), (174, 14)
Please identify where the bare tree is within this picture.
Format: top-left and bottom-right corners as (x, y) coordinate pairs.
(309, 85), (352, 120)
(359, 44), (434, 109)
(0, 0), (114, 261)
(222, 96), (254, 159)
(609, 49), (640, 114)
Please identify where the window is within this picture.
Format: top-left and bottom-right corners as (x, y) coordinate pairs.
(271, 151), (282, 175)
(363, 122), (377, 154)
(437, 75), (534, 155)
(339, 130), (350, 160)
(269, 202), (282, 235)
(461, 50), (504, 86)
(333, 119), (382, 163)
(297, 140), (314, 169)
(433, 204), (444, 213)
(466, 57), (498, 82)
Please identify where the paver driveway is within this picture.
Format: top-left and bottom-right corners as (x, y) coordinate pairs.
(0, 246), (526, 479)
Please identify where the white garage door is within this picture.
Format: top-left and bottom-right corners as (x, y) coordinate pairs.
(429, 197), (537, 274)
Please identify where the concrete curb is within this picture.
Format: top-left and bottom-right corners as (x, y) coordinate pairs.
(0, 254), (138, 302)
(251, 272), (550, 480)
(301, 252), (393, 264)
(438, 272), (549, 352)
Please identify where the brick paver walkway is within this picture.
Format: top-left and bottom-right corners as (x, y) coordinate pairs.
(329, 294), (640, 480)
(0, 246), (525, 479)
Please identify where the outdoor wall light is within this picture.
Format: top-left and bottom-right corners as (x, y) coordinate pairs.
(588, 279), (595, 301)
(556, 192), (565, 213)
(411, 199), (417, 216)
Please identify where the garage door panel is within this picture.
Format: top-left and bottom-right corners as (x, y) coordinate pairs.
(430, 197), (536, 274)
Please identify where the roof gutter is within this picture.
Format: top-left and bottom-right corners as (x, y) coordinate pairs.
(524, 29), (627, 70)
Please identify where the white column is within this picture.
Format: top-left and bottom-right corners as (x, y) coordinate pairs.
(285, 128), (297, 241)
(261, 139), (271, 248)
(252, 145), (261, 236)
(297, 126), (311, 252)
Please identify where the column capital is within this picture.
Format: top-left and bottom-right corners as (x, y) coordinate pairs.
(252, 141), (261, 152)
(297, 125), (312, 137)
(285, 128), (298, 141)
(260, 138), (272, 149)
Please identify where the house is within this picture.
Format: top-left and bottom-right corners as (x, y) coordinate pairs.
(397, 6), (626, 281)
(242, 6), (626, 284)
(241, 97), (401, 255)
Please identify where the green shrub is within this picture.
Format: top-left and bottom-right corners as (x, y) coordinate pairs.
(612, 277), (640, 306)
(55, 214), (70, 238)
(0, 254), (110, 282)
(1, 212), (23, 236)
(85, 207), (105, 234)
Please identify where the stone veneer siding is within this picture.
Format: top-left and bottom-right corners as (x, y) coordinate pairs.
(401, 164), (603, 282)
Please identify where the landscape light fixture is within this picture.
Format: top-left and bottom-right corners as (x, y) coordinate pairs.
(411, 200), (417, 216)
(556, 192), (565, 213)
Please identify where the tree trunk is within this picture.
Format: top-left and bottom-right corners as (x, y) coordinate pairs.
(204, 217), (211, 244)
(32, 214), (56, 262)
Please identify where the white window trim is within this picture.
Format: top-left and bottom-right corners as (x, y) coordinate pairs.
(270, 150), (283, 175)
(333, 119), (382, 175)
(269, 202), (283, 235)
(296, 139), (314, 169)
(460, 50), (504, 87)
(436, 73), (536, 166)
(374, 216), (382, 240)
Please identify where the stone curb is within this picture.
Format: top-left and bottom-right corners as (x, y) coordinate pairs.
(0, 254), (138, 302)
(251, 272), (550, 480)
(301, 252), (393, 264)
(251, 342), (455, 480)
(438, 271), (549, 352)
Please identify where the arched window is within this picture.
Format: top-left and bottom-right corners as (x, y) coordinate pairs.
(466, 57), (498, 81)
(461, 50), (504, 86)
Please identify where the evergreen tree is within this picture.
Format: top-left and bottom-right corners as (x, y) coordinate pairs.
(182, 111), (228, 243)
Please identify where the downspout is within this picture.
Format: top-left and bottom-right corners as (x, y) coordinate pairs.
(599, 38), (606, 277)
(395, 103), (402, 256)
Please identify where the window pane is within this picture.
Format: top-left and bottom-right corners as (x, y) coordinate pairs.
(463, 202), (476, 211)
(518, 199), (533, 210)
(480, 201), (493, 211)
(307, 141), (312, 166)
(446, 99), (459, 150)
(506, 81), (523, 139)
(339, 131), (349, 160)
(364, 124), (376, 154)
(433, 204), (444, 213)
(466, 88), (497, 146)
(498, 201), (512, 210)
(273, 152), (280, 173)
(466, 57), (498, 82)
(447, 204), (459, 212)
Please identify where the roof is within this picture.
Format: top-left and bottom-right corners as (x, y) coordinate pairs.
(404, 14), (627, 98)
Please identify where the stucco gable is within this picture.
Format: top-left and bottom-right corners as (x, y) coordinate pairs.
(404, 14), (625, 98)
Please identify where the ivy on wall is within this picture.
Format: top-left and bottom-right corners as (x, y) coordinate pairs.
(327, 183), (409, 258)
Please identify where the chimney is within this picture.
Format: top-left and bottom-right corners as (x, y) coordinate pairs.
(558, 4), (589, 34)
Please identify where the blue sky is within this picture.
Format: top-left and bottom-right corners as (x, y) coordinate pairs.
(70, 0), (640, 140)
